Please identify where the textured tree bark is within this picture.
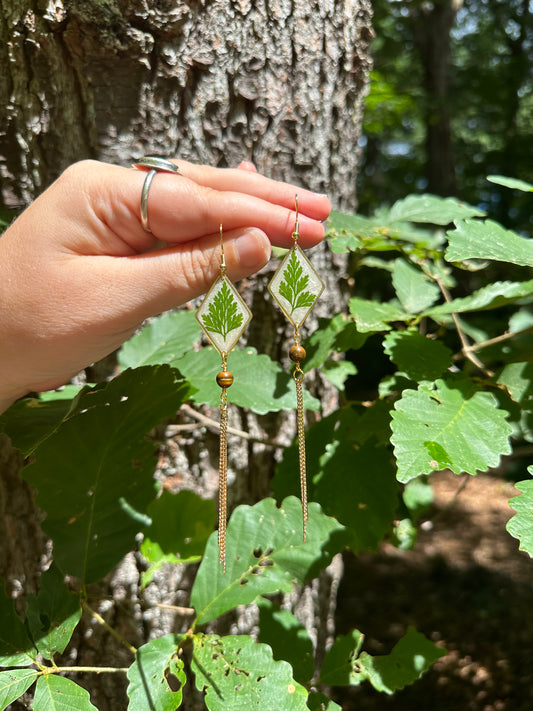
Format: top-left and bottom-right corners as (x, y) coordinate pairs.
(0, 1), (372, 708)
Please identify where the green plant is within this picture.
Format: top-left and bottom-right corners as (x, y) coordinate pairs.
(1, 176), (532, 709)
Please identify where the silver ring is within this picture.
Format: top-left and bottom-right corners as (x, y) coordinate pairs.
(133, 156), (180, 233)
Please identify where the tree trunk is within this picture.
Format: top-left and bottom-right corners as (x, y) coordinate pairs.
(410, 0), (463, 196)
(0, 1), (372, 708)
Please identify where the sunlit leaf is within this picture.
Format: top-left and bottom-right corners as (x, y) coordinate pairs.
(191, 497), (346, 625)
(191, 634), (308, 710)
(446, 219), (533, 267)
(319, 630), (365, 685)
(33, 675), (98, 710)
(506, 467), (533, 557)
(174, 346), (319, 414)
(391, 378), (513, 483)
(127, 634), (186, 710)
(391, 259), (441, 314)
(118, 310), (200, 368)
(389, 194), (484, 224)
(349, 298), (409, 332)
(0, 669), (38, 710)
(423, 279), (533, 317)
(487, 175), (533, 192)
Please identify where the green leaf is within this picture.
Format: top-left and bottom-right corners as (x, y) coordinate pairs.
(391, 379), (513, 483)
(118, 310), (200, 368)
(127, 634), (186, 710)
(319, 629), (365, 685)
(277, 250), (317, 314)
(140, 490), (216, 583)
(383, 330), (452, 381)
(498, 362), (533, 405)
(23, 366), (191, 584)
(349, 298), (409, 333)
(307, 691), (342, 710)
(389, 194), (484, 224)
(506, 469), (533, 557)
(201, 281), (244, 338)
(487, 175), (533, 192)
(191, 497), (345, 625)
(322, 359), (357, 390)
(0, 669), (39, 710)
(257, 599), (314, 683)
(191, 634), (308, 710)
(0, 396), (75, 457)
(26, 564), (81, 660)
(174, 346), (319, 414)
(0, 583), (36, 667)
(423, 279), (533, 317)
(314, 442), (398, 554)
(403, 477), (434, 521)
(357, 627), (445, 694)
(391, 260), (441, 314)
(446, 219), (533, 267)
(33, 674), (98, 710)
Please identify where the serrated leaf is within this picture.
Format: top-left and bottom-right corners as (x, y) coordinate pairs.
(423, 279), (533, 317)
(383, 330), (452, 381)
(391, 379), (513, 483)
(446, 219), (533, 267)
(200, 281), (245, 339)
(487, 175), (533, 192)
(140, 490), (216, 583)
(33, 674), (98, 710)
(391, 260), (441, 314)
(257, 599), (314, 683)
(389, 194), (484, 224)
(26, 564), (81, 660)
(23, 366), (191, 583)
(319, 629), (365, 685)
(191, 634), (308, 710)
(0, 669), (39, 710)
(118, 309), (200, 368)
(322, 359), (357, 390)
(357, 627), (445, 694)
(349, 298), (409, 332)
(127, 634), (186, 710)
(174, 346), (319, 414)
(506, 468), (533, 557)
(314, 442), (398, 554)
(191, 497), (346, 625)
(0, 584), (36, 667)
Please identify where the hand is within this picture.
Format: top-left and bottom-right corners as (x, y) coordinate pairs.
(0, 159), (330, 411)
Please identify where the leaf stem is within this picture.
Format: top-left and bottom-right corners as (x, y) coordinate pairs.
(434, 276), (494, 377)
(44, 665), (129, 674)
(82, 600), (137, 655)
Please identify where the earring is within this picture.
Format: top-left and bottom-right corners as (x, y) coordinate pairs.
(196, 226), (252, 571)
(268, 197), (325, 542)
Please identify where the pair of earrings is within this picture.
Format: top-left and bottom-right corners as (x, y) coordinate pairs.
(196, 198), (325, 571)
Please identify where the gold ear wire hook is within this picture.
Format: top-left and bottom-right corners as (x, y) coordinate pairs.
(219, 224), (226, 276)
(292, 195), (300, 243)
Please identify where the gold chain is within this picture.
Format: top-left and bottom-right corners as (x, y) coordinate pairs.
(293, 363), (307, 542)
(218, 386), (228, 571)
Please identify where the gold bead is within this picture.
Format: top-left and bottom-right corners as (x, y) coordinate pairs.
(289, 345), (306, 363)
(216, 371), (234, 388)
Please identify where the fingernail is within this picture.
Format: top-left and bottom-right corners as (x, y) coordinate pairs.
(235, 230), (271, 268)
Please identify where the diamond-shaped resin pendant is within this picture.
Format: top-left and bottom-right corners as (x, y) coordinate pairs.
(196, 227), (252, 571)
(268, 196), (324, 542)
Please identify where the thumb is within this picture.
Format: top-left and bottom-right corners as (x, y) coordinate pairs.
(86, 227), (271, 325)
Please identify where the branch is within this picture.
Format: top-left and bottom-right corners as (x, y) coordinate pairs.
(82, 600), (137, 655)
(434, 276), (494, 377)
(174, 403), (285, 448)
(45, 666), (129, 675)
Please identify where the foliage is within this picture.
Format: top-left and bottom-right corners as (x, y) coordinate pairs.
(1, 179), (532, 708)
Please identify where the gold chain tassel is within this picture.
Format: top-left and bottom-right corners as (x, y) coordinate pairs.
(290, 336), (308, 541)
(218, 386), (229, 571)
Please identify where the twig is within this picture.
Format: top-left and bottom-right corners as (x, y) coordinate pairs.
(44, 666), (129, 675)
(81, 600), (137, 655)
(434, 276), (494, 377)
(155, 603), (196, 615)
(468, 325), (533, 353)
(177, 403), (285, 448)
